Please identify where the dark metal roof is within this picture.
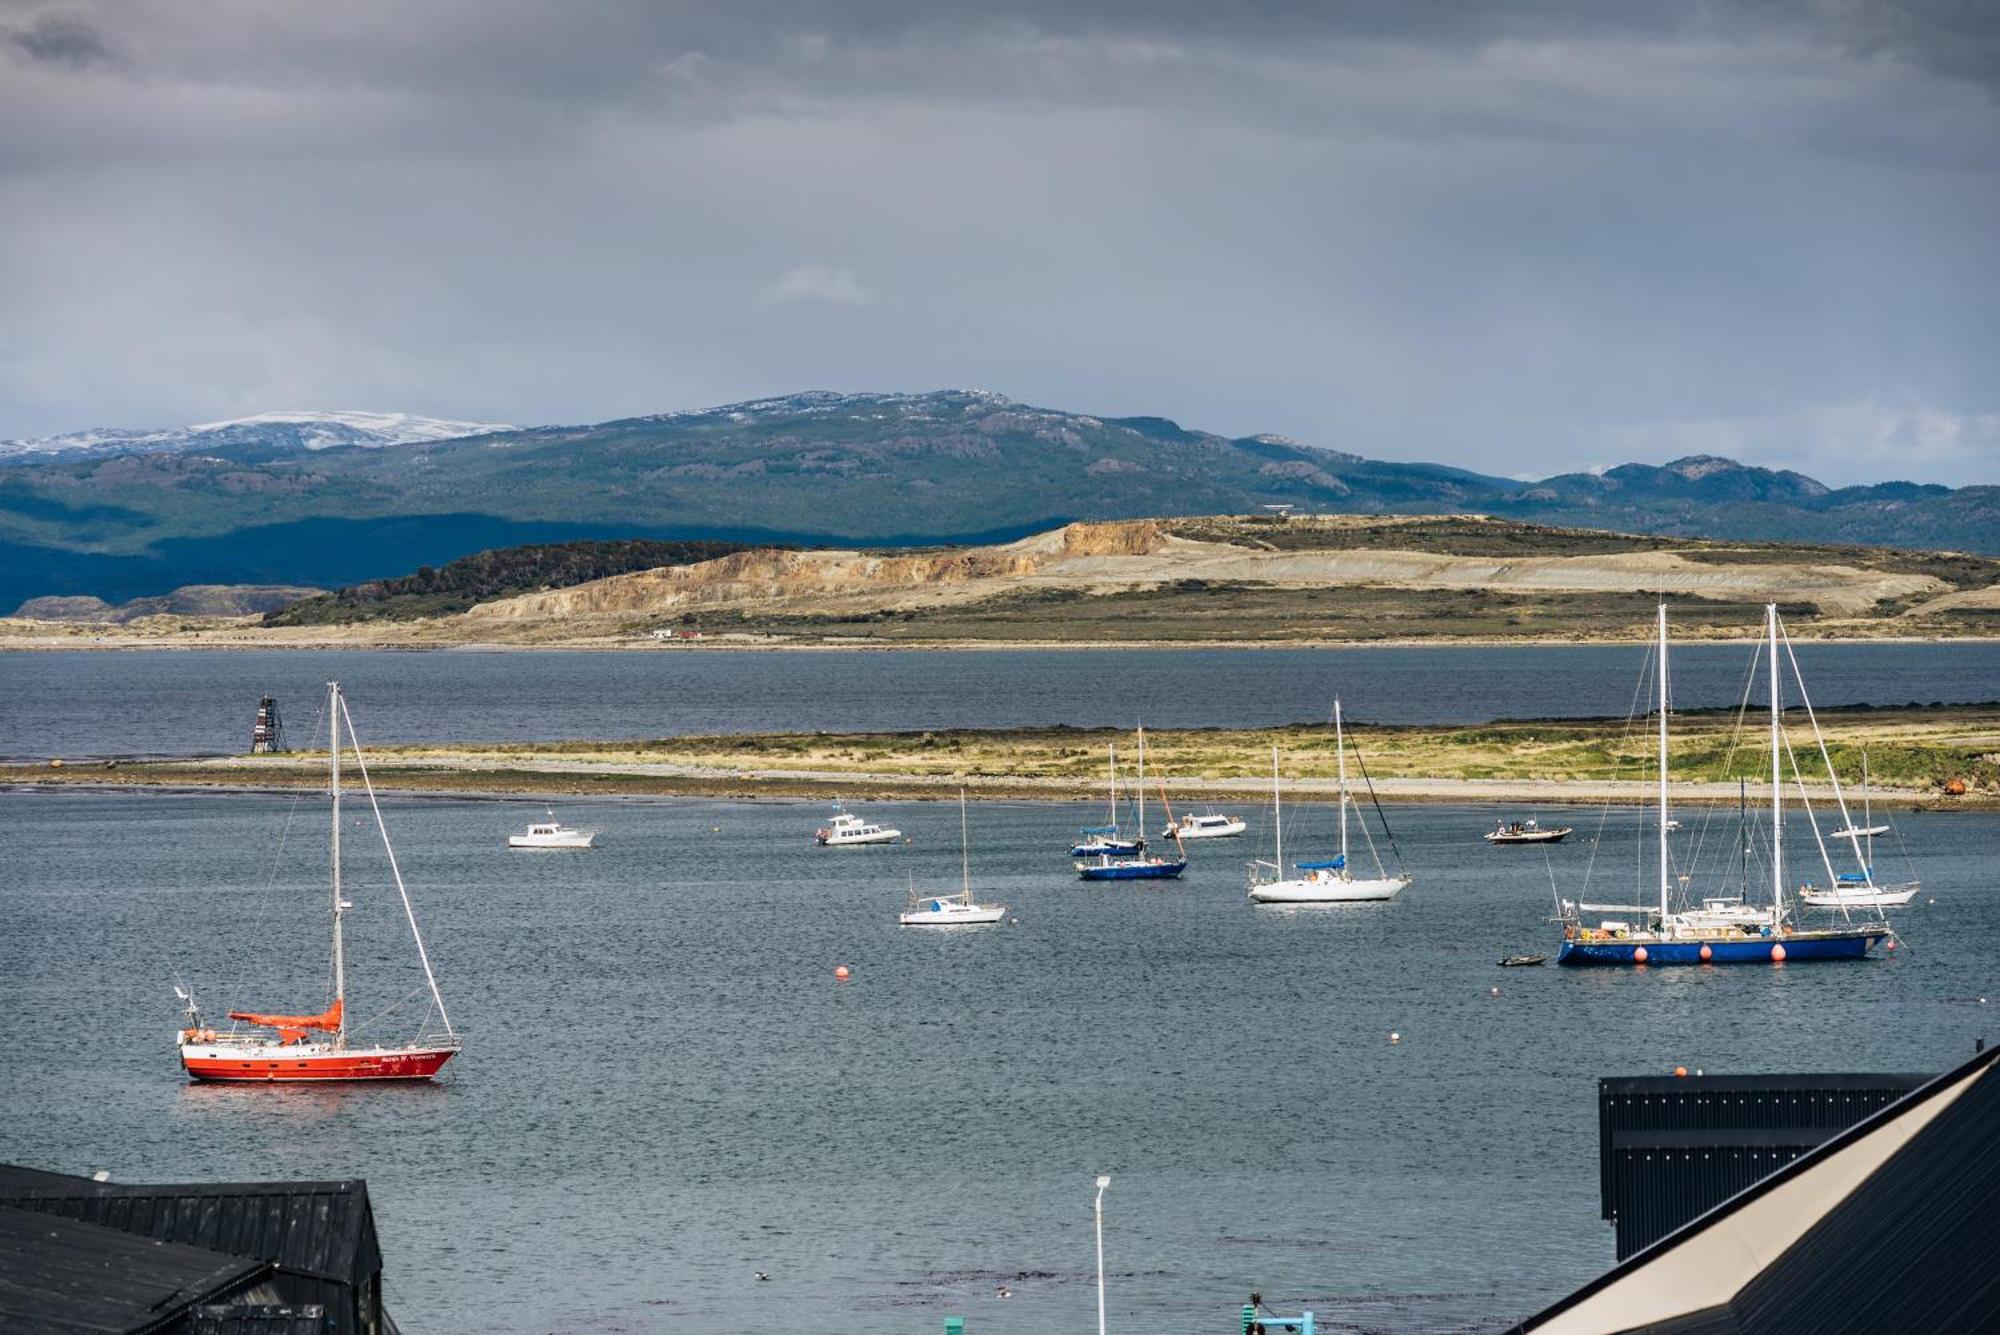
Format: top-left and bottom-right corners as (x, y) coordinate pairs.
(1597, 1071), (1928, 1257)
(0, 1173), (376, 1287)
(0, 1202), (272, 1335)
(1516, 1043), (2000, 1333)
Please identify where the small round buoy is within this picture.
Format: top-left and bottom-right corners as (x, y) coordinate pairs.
(1885, 938), (1896, 952)
(1674, 1065), (1688, 1078)
(833, 965), (851, 981)
(711, 825), (720, 832)
(1633, 945), (1648, 964)
(1695, 1068), (1704, 1077)
(1981, 997), (1988, 1006)
(1770, 943), (1786, 963)
(1489, 986), (1500, 997)
(1699, 944), (1712, 962)
(1009, 916), (1019, 925)
(1389, 1031), (1401, 1045)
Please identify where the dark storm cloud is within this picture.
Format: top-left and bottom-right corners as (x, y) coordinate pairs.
(0, 0), (1994, 484)
(5, 10), (111, 69)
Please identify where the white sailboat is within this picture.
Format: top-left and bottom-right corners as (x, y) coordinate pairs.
(1249, 700), (1410, 904)
(1801, 751), (1917, 908)
(899, 790), (1006, 926)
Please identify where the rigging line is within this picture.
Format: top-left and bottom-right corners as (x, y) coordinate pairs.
(347, 984), (429, 1042)
(1778, 623), (1868, 877)
(1345, 741), (1402, 875)
(1779, 725), (1852, 923)
(338, 695), (456, 1039)
(220, 696), (330, 1023)
(1682, 644), (1764, 902)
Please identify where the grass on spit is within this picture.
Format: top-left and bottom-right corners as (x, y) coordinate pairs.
(36, 702), (1986, 802)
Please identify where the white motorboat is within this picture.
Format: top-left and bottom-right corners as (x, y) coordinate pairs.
(508, 812), (596, 849)
(816, 802), (902, 846)
(1162, 811), (1247, 840)
(1484, 818), (1573, 845)
(1249, 701), (1411, 905)
(899, 791), (1006, 926)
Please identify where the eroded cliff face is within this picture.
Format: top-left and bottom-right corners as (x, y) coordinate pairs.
(457, 516), (1949, 627)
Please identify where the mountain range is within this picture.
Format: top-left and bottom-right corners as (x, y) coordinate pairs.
(1, 391), (1992, 611)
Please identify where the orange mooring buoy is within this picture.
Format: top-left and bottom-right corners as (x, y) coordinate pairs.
(833, 965), (851, 981)
(1771, 943), (1787, 963)
(1674, 1066), (1688, 1078)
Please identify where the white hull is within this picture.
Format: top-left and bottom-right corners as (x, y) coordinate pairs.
(821, 830), (901, 846)
(1164, 817), (1247, 840)
(899, 903), (1007, 926)
(1828, 825), (1892, 840)
(1485, 829), (1569, 844)
(1800, 886), (1917, 908)
(1250, 873), (1410, 904)
(508, 832), (595, 848)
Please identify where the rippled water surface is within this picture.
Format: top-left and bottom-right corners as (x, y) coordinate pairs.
(2, 788), (1992, 1333)
(3, 639), (1997, 758)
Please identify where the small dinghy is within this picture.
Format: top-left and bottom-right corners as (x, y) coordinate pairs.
(1499, 953), (1549, 967)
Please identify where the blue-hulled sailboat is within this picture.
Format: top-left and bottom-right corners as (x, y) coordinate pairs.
(1556, 604), (1890, 966)
(1077, 727), (1187, 881)
(1069, 741), (1146, 857)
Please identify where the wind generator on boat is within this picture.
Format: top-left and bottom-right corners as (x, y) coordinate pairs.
(1249, 699), (1410, 904)
(176, 682), (462, 1082)
(1555, 605), (1891, 966)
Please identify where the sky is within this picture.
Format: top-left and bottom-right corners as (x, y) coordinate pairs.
(2, 1), (1996, 486)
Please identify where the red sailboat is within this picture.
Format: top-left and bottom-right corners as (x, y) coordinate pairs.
(177, 682), (462, 1082)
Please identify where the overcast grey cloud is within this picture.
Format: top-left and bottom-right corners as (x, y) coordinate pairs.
(0, 0), (1995, 484)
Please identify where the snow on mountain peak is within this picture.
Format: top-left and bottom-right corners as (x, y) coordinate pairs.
(184, 410), (513, 446)
(0, 410), (512, 459)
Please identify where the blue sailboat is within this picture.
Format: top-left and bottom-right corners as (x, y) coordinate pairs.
(1068, 741), (1146, 857)
(1077, 726), (1187, 881)
(1557, 604), (1890, 967)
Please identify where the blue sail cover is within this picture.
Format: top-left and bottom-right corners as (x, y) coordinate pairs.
(1837, 871), (1872, 884)
(1079, 825), (1118, 835)
(1295, 856), (1346, 870)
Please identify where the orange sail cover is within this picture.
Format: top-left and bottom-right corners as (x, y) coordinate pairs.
(228, 999), (342, 1044)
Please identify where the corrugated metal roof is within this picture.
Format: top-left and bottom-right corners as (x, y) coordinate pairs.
(0, 1202), (272, 1335)
(1515, 1043), (2000, 1333)
(0, 1173), (375, 1286)
(1597, 1072), (1928, 1257)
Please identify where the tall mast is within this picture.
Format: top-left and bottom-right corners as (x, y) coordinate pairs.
(1107, 744), (1117, 828)
(1768, 604), (1784, 922)
(1136, 726), (1145, 836)
(328, 681), (347, 1047)
(1657, 603), (1670, 926)
(1334, 698), (1349, 869)
(959, 787), (970, 894)
(1271, 745), (1283, 874)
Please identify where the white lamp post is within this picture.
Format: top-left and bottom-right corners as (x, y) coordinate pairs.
(1094, 1173), (1112, 1335)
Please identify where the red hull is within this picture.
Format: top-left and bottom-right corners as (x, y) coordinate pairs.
(181, 1046), (457, 1083)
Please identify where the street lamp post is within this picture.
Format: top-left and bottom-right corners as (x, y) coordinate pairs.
(1094, 1173), (1112, 1335)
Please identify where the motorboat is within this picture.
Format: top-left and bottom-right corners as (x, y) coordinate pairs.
(508, 811), (596, 848)
(1485, 819), (1572, 845)
(1162, 811), (1247, 841)
(817, 802), (902, 846)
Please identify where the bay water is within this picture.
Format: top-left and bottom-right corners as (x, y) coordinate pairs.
(2, 787), (1991, 1333)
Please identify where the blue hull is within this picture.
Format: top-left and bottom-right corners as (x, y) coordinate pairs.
(1077, 859), (1188, 881)
(1557, 929), (1886, 967)
(1069, 839), (1144, 857)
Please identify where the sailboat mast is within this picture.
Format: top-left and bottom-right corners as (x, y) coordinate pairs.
(1656, 603), (1670, 926)
(328, 681), (347, 1046)
(1768, 604), (1784, 922)
(1108, 744), (1117, 828)
(1271, 745), (1282, 873)
(960, 787), (970, 894)
(1136, 727), (1145, 835)
(1335, 698), (1349, 869)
